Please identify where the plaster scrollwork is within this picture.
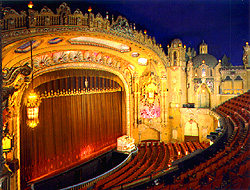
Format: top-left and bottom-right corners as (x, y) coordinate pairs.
(73, 8), (83, 16)
(10, 50), (134, 87)
(68, 51), (83, 62)
(2, 63), (32, 87)
(2, 64), (32, 123)
(34, 55), (52, 68)
(53, 51), (69, 64)
(2, 7), (26, 17)
(57, 2), (71, 15)
(8, 89), (24, 115)
(111, 16), (133, 37)
(40, 6), (54, 14)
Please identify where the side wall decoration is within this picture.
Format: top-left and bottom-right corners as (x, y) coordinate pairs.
(139, 73), (160, 118)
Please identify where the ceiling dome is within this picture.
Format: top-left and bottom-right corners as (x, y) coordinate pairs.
(192, 54), (218, 68)
(171, 38), (182, 48)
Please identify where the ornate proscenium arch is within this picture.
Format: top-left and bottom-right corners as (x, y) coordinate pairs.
(9, 54), (133, 187)
(21, 49), (133, 134)
(1, 2), (168, 190)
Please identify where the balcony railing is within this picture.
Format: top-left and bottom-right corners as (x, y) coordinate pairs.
(1, 2), (167, 65)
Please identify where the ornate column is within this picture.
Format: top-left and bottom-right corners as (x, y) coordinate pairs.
(133, 73), (139, 128)
(161, 76), (167, 126)
(0, 1), (5, 178)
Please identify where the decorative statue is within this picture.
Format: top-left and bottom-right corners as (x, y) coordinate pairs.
(243, 42), (250, 67)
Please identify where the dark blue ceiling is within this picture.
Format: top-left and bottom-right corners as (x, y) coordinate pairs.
(2, 0), (249, 65)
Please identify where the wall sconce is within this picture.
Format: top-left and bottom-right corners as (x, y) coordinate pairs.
(2, 134), (13, 153)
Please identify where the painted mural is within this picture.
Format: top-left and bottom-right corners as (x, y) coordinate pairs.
(140, 73), (160, 118)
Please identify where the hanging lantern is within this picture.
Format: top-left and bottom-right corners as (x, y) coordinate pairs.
(25, 90), (41, 128)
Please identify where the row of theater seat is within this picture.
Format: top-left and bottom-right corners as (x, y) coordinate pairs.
(91, 140), (207, 190)
(150, 91), (250, 190)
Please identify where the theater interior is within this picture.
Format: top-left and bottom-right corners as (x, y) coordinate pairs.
(0, 2), (250, 190)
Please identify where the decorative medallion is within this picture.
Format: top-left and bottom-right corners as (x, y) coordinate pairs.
(132, 52), (139, 57)
(52, 51), (68, 64)
(15, 40), (42, 53)
(34, 55), (52, 68)
(48, 37), (63, 44)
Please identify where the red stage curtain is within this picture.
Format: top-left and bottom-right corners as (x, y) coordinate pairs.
(20, 91), (125, 186)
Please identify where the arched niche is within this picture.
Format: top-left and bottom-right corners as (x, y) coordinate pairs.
(197, 83), (210, 108)
(184, 119), (199, 142)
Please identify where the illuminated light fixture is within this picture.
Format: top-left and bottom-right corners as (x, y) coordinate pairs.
(167, 44), (170, 48)
(138, 57), (148, 66)
(28, 1), (34, 9)
(85, 78), (88, 88)
(246, 42), (249, 45)
(106, 12), (109, 19)
(2, 135), (12, 153)
(159, 44), (162, 48)
(144, 30), (147, 34)
(202, 60), (205, 64)
(25, 40), (41, 128)
(88, 6), (92, 13)
(184, 45), (186, 48)
(26, 90), (41, 128)
(178, 43), (182, 47)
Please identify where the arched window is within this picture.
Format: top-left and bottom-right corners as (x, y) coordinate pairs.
(210, 69), (212, 76)
(202, 68), (206, 77)
(173, 51), (177, 66)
